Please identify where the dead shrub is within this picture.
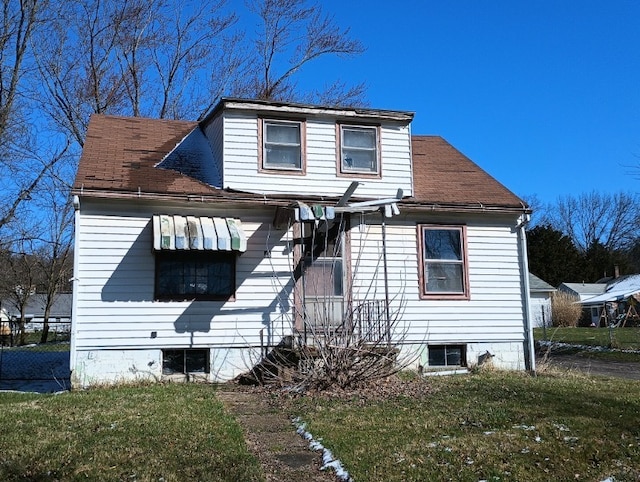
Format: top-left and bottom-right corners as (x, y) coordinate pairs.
(551, 292), (582, 327)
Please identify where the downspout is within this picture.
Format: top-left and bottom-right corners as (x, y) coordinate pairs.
(380, 209), (391, 345)
(517, 213), (536, 374)
(69, 195), (81, 385)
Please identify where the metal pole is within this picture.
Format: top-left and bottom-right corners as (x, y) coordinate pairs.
(380, 209), (391, 345)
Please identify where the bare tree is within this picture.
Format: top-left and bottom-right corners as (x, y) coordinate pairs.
(34, 0), (241, 146)
(245, 0), (366, 105)
(0, 242), (40, 346)
(0, 0), (42, 146)
(547, 191), (640, 252)
(0, 0), (70, 232)
(29, 162), (74, 343)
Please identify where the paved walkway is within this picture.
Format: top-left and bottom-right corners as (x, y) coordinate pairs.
(217, 387), (337, 482)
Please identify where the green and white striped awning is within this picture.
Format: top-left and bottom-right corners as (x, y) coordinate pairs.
(152, 215), (247, 252)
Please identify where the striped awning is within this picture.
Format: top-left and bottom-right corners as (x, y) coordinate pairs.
(152, 215), (247, 252)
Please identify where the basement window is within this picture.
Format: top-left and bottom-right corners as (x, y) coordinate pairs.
(428, 345), (467, 368)
(162, 349), (210, 375)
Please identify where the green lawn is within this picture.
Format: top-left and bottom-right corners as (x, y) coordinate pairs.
(291, 372), (640, 481)
(0, 384), (263, 481)
(3, 373), (640, 481)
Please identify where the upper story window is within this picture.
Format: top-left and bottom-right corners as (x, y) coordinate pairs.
(261, 119), (304, 172)
(418, 225), (469, 300)
(339, 125), (380, 175)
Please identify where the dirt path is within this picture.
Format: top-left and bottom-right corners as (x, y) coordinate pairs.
(537, 352), (640, 380)
(217, 386), (338, 482)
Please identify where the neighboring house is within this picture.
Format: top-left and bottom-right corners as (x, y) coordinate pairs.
(558, 282), (606, 325)
(70, 98), (533, 388)
(580, 274), (640, 326)
(1, 294), (73, 332)
(529, 273), (555, 328)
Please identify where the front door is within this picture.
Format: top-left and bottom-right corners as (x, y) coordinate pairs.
(302, 222), (345, 336)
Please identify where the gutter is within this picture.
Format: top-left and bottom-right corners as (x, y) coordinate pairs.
(71, 188), (530, 215)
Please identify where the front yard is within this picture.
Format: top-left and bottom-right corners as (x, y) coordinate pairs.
(290, 371), (640, 481)
(1, 370), (639, 481)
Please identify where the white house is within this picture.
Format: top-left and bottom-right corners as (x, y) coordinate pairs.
(528, 273), (555, 328)
(70, 98), (533, 388)
(579, 274), (640, 326)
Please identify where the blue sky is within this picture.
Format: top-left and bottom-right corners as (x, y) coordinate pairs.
(292, 1), (640, 204)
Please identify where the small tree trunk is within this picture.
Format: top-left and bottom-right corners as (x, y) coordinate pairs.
(40, 321), (50, 344)
(40, 305), (52, 343)
(17, 318), (26, 346)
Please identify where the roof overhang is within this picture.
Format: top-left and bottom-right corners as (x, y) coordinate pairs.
(202, 97), (415, 125)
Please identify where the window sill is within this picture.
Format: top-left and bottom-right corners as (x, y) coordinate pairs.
(259, 166), (306, 176)
(154, 295), (236, 302)
(419, 293), (470, 301)
(337, 169), (381, 179)
(422, 367), (469, 377)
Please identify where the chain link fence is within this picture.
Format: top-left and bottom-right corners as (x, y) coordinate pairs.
(0, 320), (70, 392)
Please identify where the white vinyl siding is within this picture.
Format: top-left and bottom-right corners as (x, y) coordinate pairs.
(73, 201), (293, 350)
(220, 113), (412, 198)
(348, 214), (525, 345)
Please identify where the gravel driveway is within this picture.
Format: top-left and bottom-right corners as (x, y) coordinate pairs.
(537, 351), (640, 380)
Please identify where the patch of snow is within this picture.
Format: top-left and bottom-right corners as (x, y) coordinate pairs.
(538, 340), (640, 355)
(512, 424), (536, 431)
(292, 417), (352, 482)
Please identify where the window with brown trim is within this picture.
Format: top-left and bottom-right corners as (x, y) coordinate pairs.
(337, 124), (380, 175)
(418, 225), (469, 299)
(259, 119), (305, 172)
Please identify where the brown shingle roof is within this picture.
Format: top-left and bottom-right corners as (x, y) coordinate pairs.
(74, 114), (219, 196)
(74, 115), (526, 211)
(410, 135), (525, 209)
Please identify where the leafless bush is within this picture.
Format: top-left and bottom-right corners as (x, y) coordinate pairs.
(239, 210), (417, 391)
(551, 291), (582, 327)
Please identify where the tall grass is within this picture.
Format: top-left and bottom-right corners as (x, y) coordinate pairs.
(551, 292), (582, 327)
